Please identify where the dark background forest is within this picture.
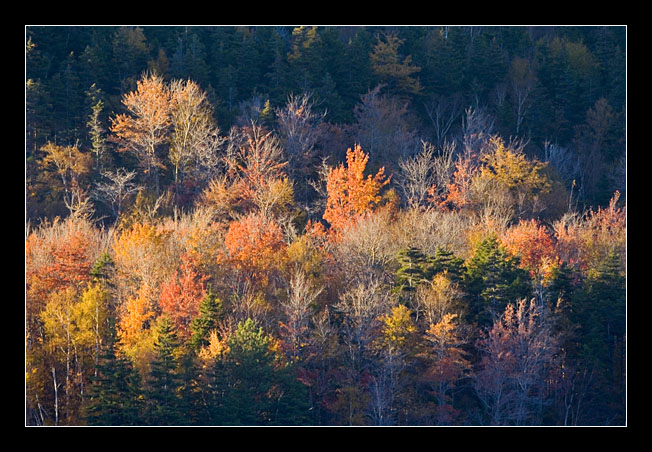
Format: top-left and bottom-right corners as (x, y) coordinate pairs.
(25, 25), (626, 426)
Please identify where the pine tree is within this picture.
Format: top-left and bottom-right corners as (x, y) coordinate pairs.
(463, 234), (531, 328)
(82, 325), (143, 425)
(426, 247), (465, 282)
(219, 319), (310, 425)
(144, 316), (186, 425)
(570, 248), (625, 423)
(395, 247), (430, 294)
(189, 289), (224, 352)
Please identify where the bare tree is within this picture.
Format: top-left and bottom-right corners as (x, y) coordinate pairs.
(424, 93), (463, 147)
(280, 269), (324, 362)
(333, 277), (395, 425)
(461, 106), (495, 161)
(352, 85), (420, 168)
(94, 168), (141, 218)
(332, 210), (403, 286)
(474, 299), (559, 425)
(508, 57), (537, 136)
(169, 79), (225, 190)
(397, 141), (437, 209)
(275, 93), (326, 170)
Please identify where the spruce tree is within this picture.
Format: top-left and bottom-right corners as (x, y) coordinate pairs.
(426, 247), (465, 282)
(82, 325), (143, 425)
(463, 234), (531, 328)
(395, 247), (430, 294)
(145, 316), (186, 425)
(220, 319), (311, 425)
(189, 289), (223, 352)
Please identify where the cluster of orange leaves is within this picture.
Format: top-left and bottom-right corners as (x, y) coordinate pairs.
(26, 220), (94, 320)
(554, 191), (625, 272)
(501, 218), (559, 281)
(222, 212), (286, 279)
(159, 254), (209, 340)
(110, 73), (172, 158)
(323, 144), (390, 236)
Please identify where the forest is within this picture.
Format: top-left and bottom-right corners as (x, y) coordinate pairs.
(25, 25), (626, 426)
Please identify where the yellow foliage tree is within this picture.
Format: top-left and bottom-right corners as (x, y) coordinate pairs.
(378, 304), (416, 351)
(116, 290), (157, 376)
(477, 137), (552, 218)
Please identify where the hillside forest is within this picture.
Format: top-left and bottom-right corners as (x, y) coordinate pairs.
(25, 25), (626, 426)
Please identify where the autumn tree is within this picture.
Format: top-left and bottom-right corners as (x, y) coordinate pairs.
(370, 31), (422, 96)
(112, 221), (176, 308)
(553, 190), (625, 274)
(203, 124), (293, 223)
(37, 282), (110, 425)
(39, 142), (94, 217)
(415, 273), (465, 329)
(474, 299), (560, 425)
(501, 219), (559, 303)
(421, 313), (471, 424)
(110, 73), (171, 196)
(439, 154), (476, 211)
(370, 304), (418, 425)
(223, 211), (287, 283)
(158, 255), (208, 341)
(323, 144), (390, 237)
(477, 137), (552, 219)
(168, 78), (224, 194)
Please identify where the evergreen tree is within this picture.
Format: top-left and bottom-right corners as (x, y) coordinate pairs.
(219, 319), (310, 425)
(396, 246), (465, 295)
(82, 324), (143, 425)
(395, 247), (431, 294)
(189, 289), (223, 351)
(144, 316), (186, 425)
(426, 247), (465, 283)
(463, 234), (531, 328)
(571, 248), (625, 423)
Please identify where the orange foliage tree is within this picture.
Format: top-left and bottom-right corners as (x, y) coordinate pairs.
(554, 191), (626, 272)
(26, 218), (96, 331)
(501, 219), (559, 281)
(438, 155), (475, 210)
(223, 212), (287, 281)
(158, 254), (208, 340)
(323, 144), (390, 237)
(110, 73), (172, 194)
(421, 313), (471, 424)
(112, 221), (175, 304)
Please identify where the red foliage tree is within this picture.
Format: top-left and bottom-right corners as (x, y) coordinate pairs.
(158, 254), (208, 340)
(501, 219), (559, 281)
